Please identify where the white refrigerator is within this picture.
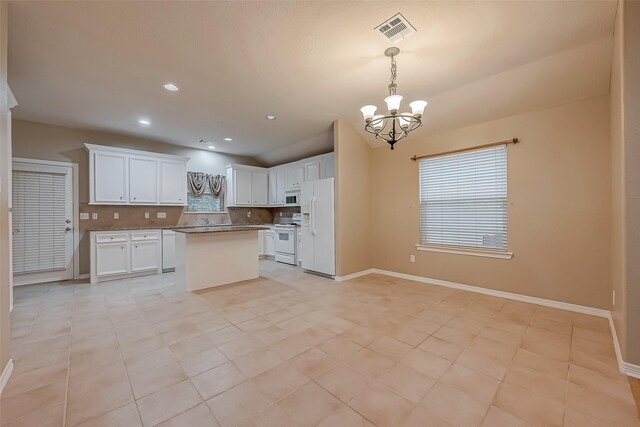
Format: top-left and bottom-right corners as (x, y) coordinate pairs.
(300, 178), (335, 277)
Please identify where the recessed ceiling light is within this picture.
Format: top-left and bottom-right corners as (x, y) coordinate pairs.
(266, 115), (277, 120)
(138, 119), (151, 127)
(163, 83), (179, 92)
(224, 137), (232, 141)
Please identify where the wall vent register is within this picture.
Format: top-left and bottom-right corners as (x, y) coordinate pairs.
(375, 13), (416, 42)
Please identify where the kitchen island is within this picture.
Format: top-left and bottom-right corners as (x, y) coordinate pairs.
(173, 225), (269, 292)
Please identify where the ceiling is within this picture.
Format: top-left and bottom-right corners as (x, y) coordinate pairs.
(8, 1), (617, 165)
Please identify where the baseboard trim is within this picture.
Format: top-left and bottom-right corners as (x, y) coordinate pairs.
(371, 268), (609, 318)
(0, 359), (14, 395)
(334, 269), (375, 282)
(608, 314), (640, 379)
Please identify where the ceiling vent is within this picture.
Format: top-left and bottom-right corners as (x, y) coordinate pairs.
(375, 13), (416, 42)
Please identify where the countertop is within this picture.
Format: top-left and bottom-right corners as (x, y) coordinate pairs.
(85, 223), (293, 232)
(172, 225), (270, 234)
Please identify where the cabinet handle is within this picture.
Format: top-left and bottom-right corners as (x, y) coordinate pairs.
(120, 196), (123, 200)
(133, 197), (137, 200)
(121, 246), (124, 249)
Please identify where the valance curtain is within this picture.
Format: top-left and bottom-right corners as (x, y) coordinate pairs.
(187, 172), (207, 196)
(208, 174), (225, 199)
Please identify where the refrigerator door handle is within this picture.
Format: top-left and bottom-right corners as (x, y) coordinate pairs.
(311, 195), (317, 236)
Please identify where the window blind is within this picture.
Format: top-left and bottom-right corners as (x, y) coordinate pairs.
(419, 145), (507, 251)
(12, 170), (68, 275)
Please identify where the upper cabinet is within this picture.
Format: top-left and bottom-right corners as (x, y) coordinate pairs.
(226, 165), (269, 207)
(285, 164), (305, 190)
(129, 157), (157, 204)
(159, 160), (187, 205)
(94, 152), (128, 204)
(304, 160), (321, 182)
(86, 144), (189, 206)
(322, 152), (335, 179)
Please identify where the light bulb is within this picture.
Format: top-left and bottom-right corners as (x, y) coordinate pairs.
(385, 95), (403, 114)
(398, 114), (411, 129)
(410, 100), (428, 117)
(360, 105), (377, 122)
(372, 115), (384, 130)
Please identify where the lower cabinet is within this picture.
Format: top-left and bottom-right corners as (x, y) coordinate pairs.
(95, 243), (129, 277)
(265, 230), (275, 257)
(258, 228), (276, 258)
(91, 230), (161, 283)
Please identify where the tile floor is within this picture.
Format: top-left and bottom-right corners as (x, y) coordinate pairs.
(2, 260), (639, 426)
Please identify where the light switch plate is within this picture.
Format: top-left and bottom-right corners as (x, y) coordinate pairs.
(145, 212), (150, 219)
(80, 213), (89, 220)
(92, 213), (98, 220)
(157, 212), (166, 219)
(113, 213), (119, 220)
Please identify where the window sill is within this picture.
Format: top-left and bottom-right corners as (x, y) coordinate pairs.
(415, 244), (513, 260)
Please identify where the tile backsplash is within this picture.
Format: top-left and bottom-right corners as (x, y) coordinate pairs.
(79, 204), (301, 230)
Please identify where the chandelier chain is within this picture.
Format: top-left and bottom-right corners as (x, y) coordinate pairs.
(390, 55), (397, 86)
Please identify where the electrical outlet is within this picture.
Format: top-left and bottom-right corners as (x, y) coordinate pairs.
(247, 211), (251, 218)
(144, 212), (150, 219)
(157, 212), (166, 219)
(92, 213), (98, 220)
(113, 212), (119, 220)
(279, 212), (283, 217)
(80, 213), (89, 220)
(410, 255), (415, 263)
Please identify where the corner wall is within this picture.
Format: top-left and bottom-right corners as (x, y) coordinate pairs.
(371, 95), (612, 309)
(334, 120), (372, 277)
(611, 0), (640, 367)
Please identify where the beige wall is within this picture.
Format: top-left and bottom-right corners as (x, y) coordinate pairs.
(334, 120), (372, 277)
(370, 95), (612, 309)
(11, 119), (262, 276)
(0, 0), (12, 377)
(612, 0), (640, 366)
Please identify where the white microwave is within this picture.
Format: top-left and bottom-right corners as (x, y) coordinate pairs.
(285, 190), (300, 206)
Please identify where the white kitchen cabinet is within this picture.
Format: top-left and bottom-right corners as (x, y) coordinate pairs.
(225, 165), (270, 207)
(305, 160), (321, 182)
(268, 170), (278, 206)
(131, 241), (161, 272)
(159, 160), (187, 205)
(94, 152), (128, 204)
(286, 164), (305, 190)
(95, 243), (129, 277)
(90, 230), (162, 283)
(266, 230), (275, 257)
(276, 169), (286, 205)
(233, 168), (253, 206)
(86, 144), (188, 206)
(129, 157), (158, 204)
(252, 171), (268, 206)
(297, 227), (302, 266)
(322, 152), (335, 178)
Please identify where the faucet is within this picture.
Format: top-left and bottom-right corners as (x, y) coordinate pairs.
(199, 217), (210, 225)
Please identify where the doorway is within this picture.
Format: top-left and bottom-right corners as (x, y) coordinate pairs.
(11, 159), (77, 286)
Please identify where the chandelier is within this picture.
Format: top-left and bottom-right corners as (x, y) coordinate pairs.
(360, 47), (427, 150)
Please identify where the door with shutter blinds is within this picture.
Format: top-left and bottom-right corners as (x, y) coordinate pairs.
(12, 162), (74, 285)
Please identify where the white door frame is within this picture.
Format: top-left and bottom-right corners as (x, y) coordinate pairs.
(11, 158), (80, 281)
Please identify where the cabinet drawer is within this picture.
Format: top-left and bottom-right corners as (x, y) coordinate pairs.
(96, 233), (129, 244)
(131, 232), (160, 241)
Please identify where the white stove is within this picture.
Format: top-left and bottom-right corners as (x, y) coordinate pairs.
(274, 214), (300, 265)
